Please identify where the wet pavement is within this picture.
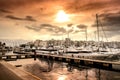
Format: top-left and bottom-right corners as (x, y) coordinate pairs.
(0, 63), (22, 80)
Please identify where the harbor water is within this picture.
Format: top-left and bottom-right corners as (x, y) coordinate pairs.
(8, 58), (120, 80)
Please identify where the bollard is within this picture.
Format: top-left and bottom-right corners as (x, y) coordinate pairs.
(32, 49), (36, 61)
(0, 56), (1, 60)
(34, 50), (36, 61)
(72, 54), (74, 57)
(17, 55), (21, 59)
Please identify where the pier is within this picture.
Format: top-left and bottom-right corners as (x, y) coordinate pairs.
(37, 53), (120, 71)
(0, 53), (34, 61)
(0, 52), (120, 71)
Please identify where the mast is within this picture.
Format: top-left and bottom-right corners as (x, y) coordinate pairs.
(67, 31), (69, 39)
(96, 14), (100, 52)
(85, 26), (87, 41)
(94, 31), (97, 41)
(96, 14), (99, 42)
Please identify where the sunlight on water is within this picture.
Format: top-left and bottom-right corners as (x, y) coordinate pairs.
(57, 75), (67, 80)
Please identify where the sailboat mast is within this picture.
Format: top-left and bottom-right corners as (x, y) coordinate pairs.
(85, 26), (87, 41)
(96, 14), (99, 42)
(96, 14), (100, 53)
(67, 31), (69, 39)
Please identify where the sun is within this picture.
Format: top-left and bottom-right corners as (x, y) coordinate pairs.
(55, 10), (69, 22)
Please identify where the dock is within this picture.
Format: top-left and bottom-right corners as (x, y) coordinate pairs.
(0, 53), (34, 61)
(0, 52), (120, 71)
(37, 53), (120, 70)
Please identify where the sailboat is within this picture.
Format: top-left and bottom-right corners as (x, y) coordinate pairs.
(65, 46), (79, 53)
(64, 25), (79, 53)
(95, 14), (109, 53)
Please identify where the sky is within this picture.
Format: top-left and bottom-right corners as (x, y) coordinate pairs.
(0, 0), (120, 41)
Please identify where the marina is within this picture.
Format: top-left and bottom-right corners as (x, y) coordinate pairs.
(0, 0), (120, 80)
(0, 40), (120, 80)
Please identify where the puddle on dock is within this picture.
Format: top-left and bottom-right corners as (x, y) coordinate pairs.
(8, 58), (120, 80)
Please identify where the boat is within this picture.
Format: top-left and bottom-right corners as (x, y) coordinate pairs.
(38, 47), (57, 51)
(64, 46), (79, 53)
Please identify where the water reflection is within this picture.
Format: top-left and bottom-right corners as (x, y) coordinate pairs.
(8, 59), (120, 80)
(42, 59), (54, 72)
(85, 69), (88, 80)
(66, 64), (73, 72)
(37, 58), (119, 80)
(57, 75), (67, 80)
(95, 68), (101, 80)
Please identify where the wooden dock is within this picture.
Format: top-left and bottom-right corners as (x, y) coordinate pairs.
(37, 54), (120, 71)
(0, 52), (120, 71)
(0, 54), (34, 61)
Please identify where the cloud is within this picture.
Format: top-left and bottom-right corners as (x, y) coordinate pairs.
(73, 30), (80, 34)
(25, 26), (40, 32)
(64, 0), (120, 13)
(92, 11), (120, 31)
(51, 33), (64, 36)
(68, 29), (74, 33)
(40, 24), (66, 33)
(77, 24), (87, 29)
(106, 31), (120, 38)
(67, 23), (73, 27)
(38, 24), (84, 35)
(40, 24), (55, 28)
(0, 9), (12, 13)
(6, 15), (36, 21)
(25, 23), (67, 35)
(0, 9), (13, 17)
(65, 1), (105, 13)
(25, 16), (36, 21)
(6, 15), (23, 20)
(0, 0), (120, 40)
(40, 24), (60, 32)
(91, 11), (120, 38)
(0, 0), (119, 14)
(0, 0), (41, 9)
(1, 0), (120, 19)
(0, 0), (66, 10)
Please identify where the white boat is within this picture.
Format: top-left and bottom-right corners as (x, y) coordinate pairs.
(64, 46), (79, 53)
